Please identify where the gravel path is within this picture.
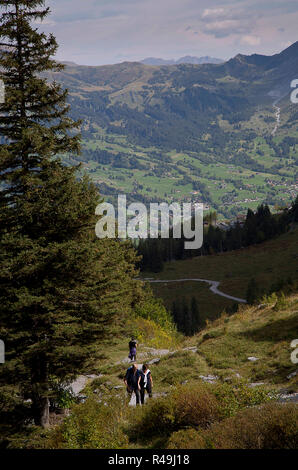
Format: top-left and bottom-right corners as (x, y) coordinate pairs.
(145, 278), (247, 303)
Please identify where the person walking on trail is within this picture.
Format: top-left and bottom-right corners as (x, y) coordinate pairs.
(140, 364), (153, 405)
(128, 337), (138, 361)
(124, 363), (142, 405)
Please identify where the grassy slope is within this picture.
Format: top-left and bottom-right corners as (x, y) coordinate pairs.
(186, 294), (298, 391)
(87, 229), (298, 398)
(145, 228), (298, 321)
(6, 291), (296, 449)
(86, 293), (298, 402)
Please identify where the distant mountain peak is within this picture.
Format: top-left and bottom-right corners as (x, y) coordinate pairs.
(141, 56), (224, 66)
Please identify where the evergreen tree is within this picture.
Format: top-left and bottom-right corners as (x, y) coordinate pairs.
(172, 301), (179, 325)
(181, 297), (192, 336)
(289, 195), (298, 222)
(190, 296), (201, 334)
(150, 240), (164, 273)
(246, 278), (260, 305)
(0, 1), (141, 427)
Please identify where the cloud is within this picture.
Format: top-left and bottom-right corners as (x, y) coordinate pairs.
(200, 4), (255, 38)
(32, 0), (298, 65)
(241, 35), (261, 46)
(202, 8), (225, 18)
(203, 19), (250, 38)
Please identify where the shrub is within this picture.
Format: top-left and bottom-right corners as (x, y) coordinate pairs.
(204, 403), (298, 449)
(211, 381), (274, 418)
(134, 297), (175, 331)
(172, 384), (220, 428)
(50, 380), (76, 410)
(129, 383), (220, 440)
(273, 293), (289, 311)
(167, 428), (205, 449)
(49, 395), (128, 449)
(167, 403), (298, 449)
(129, 398), (176, 440)
(128, 317), (179, 348)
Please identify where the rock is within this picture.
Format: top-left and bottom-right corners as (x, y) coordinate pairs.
(86, 374), (101, 379)
(77, 394), (87, 403)
(181, 380), (188, 385)
(224, 372), (242, 382)
(114, 385), (124, 390)
(199, 374), (218, 383)
(257, 304), (267, 309)
(183, 347), (198, 353)
(148, 358), (160, 365)
(70, 374), (102, 395)
(70, 376), (89, 395)
(248, 382), (265, 388)
(287, 370), (297, 380)
(120, 357), (133, 364)
(154, 349), (171, 356)
(247, 356), (259, 362)
(278, 392), (298, 403)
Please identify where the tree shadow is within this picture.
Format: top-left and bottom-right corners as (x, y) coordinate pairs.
(239, 315), (298, 342)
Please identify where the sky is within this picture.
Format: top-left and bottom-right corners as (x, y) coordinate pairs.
(38, 0), (298, 66)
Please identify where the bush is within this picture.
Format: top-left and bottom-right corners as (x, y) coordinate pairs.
(128, 317), (179, 348)
(129, 383), (220, 440)
(211, 381), (274, 418)
(167, 428), (205, 449)
(49, 395), (128, 449)
(172, 384), (220, 428)
(129, 398), (176, 440)
(204, 403), (298, 449)
(167, 403), (298, 449)
(50, 380), (76, 410)
(273, 293), (289, 311)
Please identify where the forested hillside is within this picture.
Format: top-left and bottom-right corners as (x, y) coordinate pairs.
(48, 43), (298, 218)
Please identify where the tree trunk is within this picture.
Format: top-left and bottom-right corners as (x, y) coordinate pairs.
(31, 353), (50, 428)
(32, 396), (50, 428)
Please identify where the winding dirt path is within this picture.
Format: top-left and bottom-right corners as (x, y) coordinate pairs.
(144, 278), (247, 303)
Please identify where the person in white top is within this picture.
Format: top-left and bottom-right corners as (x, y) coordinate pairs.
(140, 364), (153, 405)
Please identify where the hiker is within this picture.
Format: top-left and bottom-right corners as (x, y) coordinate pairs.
(124, 363), (142, 405)
(128, 337), (138, 361)
(140, 364), (153, 405)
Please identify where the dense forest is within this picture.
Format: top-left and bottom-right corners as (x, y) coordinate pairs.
(137, 198), (298, 272)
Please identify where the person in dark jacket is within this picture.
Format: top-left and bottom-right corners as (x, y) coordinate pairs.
(128, 337), (138, 361)
(124, 363), (142, 405)
(140, 364), (153, 405)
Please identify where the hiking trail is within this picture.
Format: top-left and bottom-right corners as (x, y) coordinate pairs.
(143, 278), (247, 303)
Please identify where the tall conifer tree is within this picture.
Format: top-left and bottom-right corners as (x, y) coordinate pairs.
(0, 1), (141, 427)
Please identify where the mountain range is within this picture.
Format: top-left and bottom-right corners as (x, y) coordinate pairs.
(140, 56), (224, 65)
(49, 42), (298, 218)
